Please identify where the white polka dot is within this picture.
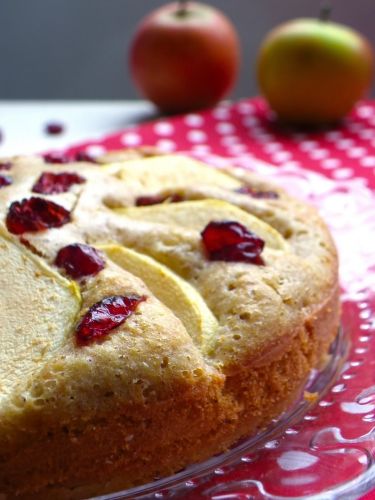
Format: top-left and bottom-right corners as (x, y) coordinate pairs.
(184, 114), (204, 127)
(121, 132), (141, 146)
(277, 451), (318, 471)
(212, 107), (231, 120)
(271, 151), (293, 163)
(321, 158), (341, 169)
(299, 140), (318, 152)
(187, 130), (207, 143)
(191, 144), (211, 153)
(284, 160), (301, 169)
(267, 110), (277, 121)
(85, 145), (106, 157)
(237, 102), (255, 114)
(227, 143), (248, 154)
(331, 168), (354, 179)
(216, 122), (235, 135)
(251, 129), (273, 142)
(220, 135), (240, 146)
(341, 402), (375, 414)
(358, 455), (369, 465)
(154, 121), (174, 136)
(292, 133), (307, 142)
(360, 156), (375, 167)
(347, 147), (366, 158)
(357, 105), (374, 118)
(325, 131), (343, 141)
(336, 138), (355, 150)
(358, 128), (375, 140)
(263, 142), (283, 153)
(242, 115), (259, 128)
(347, 122), (364, 132)
(282, 475), (318, 486)
(155, 139), (176, 152)
(309, 149), (329, 160)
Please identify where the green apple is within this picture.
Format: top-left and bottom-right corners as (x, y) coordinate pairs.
(257, 16), (374, 124)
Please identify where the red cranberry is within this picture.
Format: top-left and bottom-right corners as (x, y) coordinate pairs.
(0, 175), (12, 188)
(45, 122), (64, 135)
(76, 295), (146, 343)
(43, 152), (70, 164)
(32, 172), (85, 195)
(6, 197), (71, 235)
(136, 193), (183, 206)
(201, 220), (265, 265)
(236, 186), (279, 199)
(74, 150), (97, 163)
(55, 243), (105, 279)
(0, 162), (12, 170)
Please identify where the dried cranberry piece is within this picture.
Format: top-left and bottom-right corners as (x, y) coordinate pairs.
(0, 161), (12, 170)
(55, 243), (105, 279)
(32, 172), (85, 194)
(6, 197), (71, 235)
(136, 193), (183, 206)
(236, 186), (279, 199)
(43, 152), (70, 164)
(74, 150), (97, 163)
(45, 122), (64, 135)
(0, 175), (12, 188)
(201, 220), (265, 265)
(76, 295), (146, 343)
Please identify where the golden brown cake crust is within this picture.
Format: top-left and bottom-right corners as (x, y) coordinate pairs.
(0, 152), (340, 498)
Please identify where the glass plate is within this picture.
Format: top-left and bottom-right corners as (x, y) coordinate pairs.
(93, 328), (348, 500)
(62, 101), (375, 499)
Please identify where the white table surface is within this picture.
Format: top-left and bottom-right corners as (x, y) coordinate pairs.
(0, 101), (157, 157)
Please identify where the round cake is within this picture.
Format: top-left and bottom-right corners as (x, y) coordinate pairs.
(0, 151), (340, 499)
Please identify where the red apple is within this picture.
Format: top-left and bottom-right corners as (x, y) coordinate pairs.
(129, 1), (240, 113)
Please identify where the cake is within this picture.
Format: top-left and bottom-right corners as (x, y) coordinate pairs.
(0, 151), (340, 498)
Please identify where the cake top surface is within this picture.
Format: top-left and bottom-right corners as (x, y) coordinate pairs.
(0, 151), (338, 418)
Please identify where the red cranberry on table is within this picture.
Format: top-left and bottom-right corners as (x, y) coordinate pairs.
(45, 122), (65, 136)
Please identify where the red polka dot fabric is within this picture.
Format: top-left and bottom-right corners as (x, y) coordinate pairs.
(66, 97), (375, 190)
(63, 98), (375, 500)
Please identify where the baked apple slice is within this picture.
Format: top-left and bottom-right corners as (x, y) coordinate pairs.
(0, 227), (81, 405)
(100, 244), (218, 345)
(115, 155), (241, 191)
(117, 199), (288, 251)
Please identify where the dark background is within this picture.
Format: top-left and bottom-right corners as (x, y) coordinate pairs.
(1, 0), (374, 100)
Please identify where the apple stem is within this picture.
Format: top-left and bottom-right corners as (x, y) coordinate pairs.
(319, 2), (332, 21)
(177, 0), (189, 16)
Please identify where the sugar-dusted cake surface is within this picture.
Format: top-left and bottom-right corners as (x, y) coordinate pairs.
(0, 151), (340, 498)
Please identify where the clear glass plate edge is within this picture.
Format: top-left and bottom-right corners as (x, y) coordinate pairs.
(92, 327), (350, 500)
